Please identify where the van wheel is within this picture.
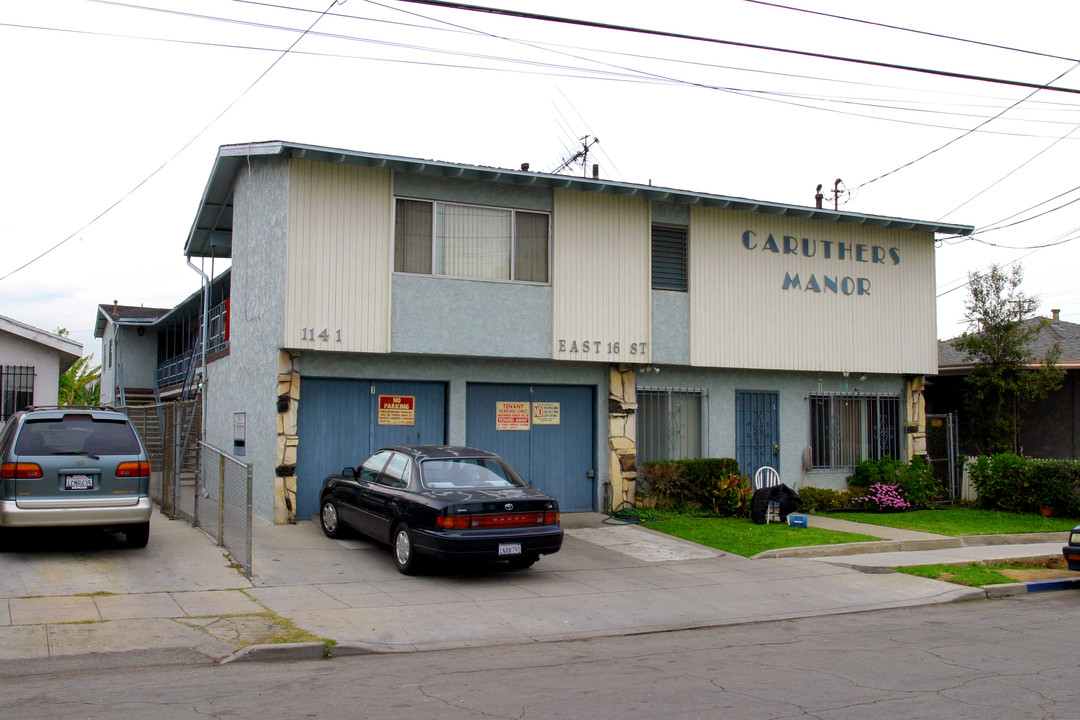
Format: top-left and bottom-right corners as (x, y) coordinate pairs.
(125, 521), (150, 548)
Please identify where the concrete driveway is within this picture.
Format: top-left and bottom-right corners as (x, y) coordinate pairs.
(0, 514), (250, 599)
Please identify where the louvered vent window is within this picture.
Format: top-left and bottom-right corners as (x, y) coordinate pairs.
(652, 224), (688, 291)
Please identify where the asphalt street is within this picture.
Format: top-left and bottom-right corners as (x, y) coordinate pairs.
(4, 591), (1078, 720)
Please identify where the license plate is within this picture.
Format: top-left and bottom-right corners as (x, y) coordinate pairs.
(498, 542), (522, 556)
(65, 475), (93, 490)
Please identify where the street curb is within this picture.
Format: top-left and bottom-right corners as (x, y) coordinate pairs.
(219, 642), (329, 664)
(982, 577), (1080, 598)
(754, 532), (1067, 560)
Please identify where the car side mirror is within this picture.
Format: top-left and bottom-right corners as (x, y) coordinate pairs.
(343, 467), (356, 478)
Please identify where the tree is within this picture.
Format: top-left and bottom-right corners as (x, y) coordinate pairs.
(58, 355), (101, 407)
(951, 264), (1063, 454)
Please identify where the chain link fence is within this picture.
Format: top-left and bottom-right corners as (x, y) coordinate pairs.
(198, 442), (253, 577)
(121, 400), (253, 577)
(925, 412), (960, 500)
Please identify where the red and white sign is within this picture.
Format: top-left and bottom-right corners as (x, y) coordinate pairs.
(532, 402), (561, 425)
(496, 401), (531, 431)
(377, 395), (415, 426)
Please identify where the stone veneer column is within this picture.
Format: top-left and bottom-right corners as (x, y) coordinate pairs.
(274, 351), (300, 524)
(608, 364), (638, 513)
(904, 375), (927, 461)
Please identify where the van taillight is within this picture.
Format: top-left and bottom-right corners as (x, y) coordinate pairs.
(116, 461), (150, 478)
(0, 462), (43, 479)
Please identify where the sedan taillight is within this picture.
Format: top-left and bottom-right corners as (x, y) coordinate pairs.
(116, 461), (151, 478)
(437, 510), (560, 530)
(0, 462), (43, 479)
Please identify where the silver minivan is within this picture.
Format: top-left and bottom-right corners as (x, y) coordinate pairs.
(0, 407), (152, 547)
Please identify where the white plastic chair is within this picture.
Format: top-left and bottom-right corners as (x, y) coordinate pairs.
(752, 466), (782, 523)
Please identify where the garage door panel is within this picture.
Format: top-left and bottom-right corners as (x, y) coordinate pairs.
(466, 383), (595, 512)
(296, 378), (446, 521)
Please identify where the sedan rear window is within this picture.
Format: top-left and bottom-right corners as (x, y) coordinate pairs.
(15, 415), (141, 456)
(420, 458), (527, 489)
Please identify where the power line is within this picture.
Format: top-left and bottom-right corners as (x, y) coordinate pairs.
(739, 0), (1080, 65)
(0, 0), (343, 283)
(391, 0), (1080, 96)
(856, 61), (1080, 193)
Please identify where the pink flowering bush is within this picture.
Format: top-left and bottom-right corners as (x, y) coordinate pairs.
(853, 482), (910, 512)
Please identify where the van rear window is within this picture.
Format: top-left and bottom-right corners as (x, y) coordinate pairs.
(15, 416), (141, 456)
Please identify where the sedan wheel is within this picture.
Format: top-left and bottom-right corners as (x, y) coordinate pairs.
(320, 499), (346, 539)
(394, 524), (422, 575)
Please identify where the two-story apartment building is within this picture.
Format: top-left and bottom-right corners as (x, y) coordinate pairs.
(181, 141), (972, 524)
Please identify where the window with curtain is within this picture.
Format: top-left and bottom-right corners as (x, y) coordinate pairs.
(808, 393), (902, 470)
(394, 199), (549, 283)
(636, 387), (707, 463)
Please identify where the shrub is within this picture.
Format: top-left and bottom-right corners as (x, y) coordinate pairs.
(897, 456), (940, 509)
(1031, 459), (1080, 516)
(969, 454), (1080, 515)
(853, 482), (910, 511)
(847, 457), (906, 489)
(846, 456), (941, 510)
(798, 486), (852, 512)
(638, 458), (749, 516)
(968, 453), (1033, 512)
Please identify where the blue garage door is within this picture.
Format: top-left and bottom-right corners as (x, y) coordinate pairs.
(295, 378), (447, 520)
(465, 383), (596, 512)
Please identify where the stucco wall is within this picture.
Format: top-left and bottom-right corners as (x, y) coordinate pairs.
(0, 331), (61, 408)
(391, 274), (552, 358)
(638, 364), (908, 490)
(115, 326), (159, 390)
(204, 155), (290, 521)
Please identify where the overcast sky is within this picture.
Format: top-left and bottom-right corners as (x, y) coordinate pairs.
(2, 0), (1078, 359)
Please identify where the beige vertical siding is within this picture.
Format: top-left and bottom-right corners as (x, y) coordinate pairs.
(689, 207), (937, 374)
(285, 159), (392, 354)
(552, 189), (652, 363)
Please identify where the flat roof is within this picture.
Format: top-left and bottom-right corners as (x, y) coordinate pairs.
(185, 140), (975, 257)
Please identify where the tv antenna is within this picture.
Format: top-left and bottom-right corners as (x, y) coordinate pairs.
(551, 135), (600, 177)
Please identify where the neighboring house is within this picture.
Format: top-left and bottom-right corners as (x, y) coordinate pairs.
(129, 140), (972, 524)
(928, 310), (1080, 459)
(0, 314), (82, 425)
(94, 273), (230, 407)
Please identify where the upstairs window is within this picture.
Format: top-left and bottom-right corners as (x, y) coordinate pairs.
(651, 224), (688, 291)
(394, 199), (549, 283)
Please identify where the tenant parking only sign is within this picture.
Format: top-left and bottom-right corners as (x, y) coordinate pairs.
(377, 395), (416, 426)
(496, 401), (531, 430)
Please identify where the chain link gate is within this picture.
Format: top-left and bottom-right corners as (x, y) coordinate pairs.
(925, 412), (959, 501)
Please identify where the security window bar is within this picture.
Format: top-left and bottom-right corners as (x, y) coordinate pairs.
(809, 393), (901, 470)
(1, 366), (34, 421)
(637, 387), (707, 463)
(394, 199), (550, 283)
(651, 224), (688, 291)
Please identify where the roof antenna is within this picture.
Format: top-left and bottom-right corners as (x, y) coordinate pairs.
(551, 135), (600, 177)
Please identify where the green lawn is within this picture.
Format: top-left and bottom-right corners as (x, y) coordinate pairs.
(895, 563), (1059, 587)
(829, 508), (1078, 536)
(627, 506), (1076, 558)
(643, 515), (881, 558)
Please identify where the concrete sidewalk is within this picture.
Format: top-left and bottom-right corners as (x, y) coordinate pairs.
(0, 511), (1073, 674)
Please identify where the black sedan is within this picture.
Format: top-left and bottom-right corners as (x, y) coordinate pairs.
(319, 445), (563, 574)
